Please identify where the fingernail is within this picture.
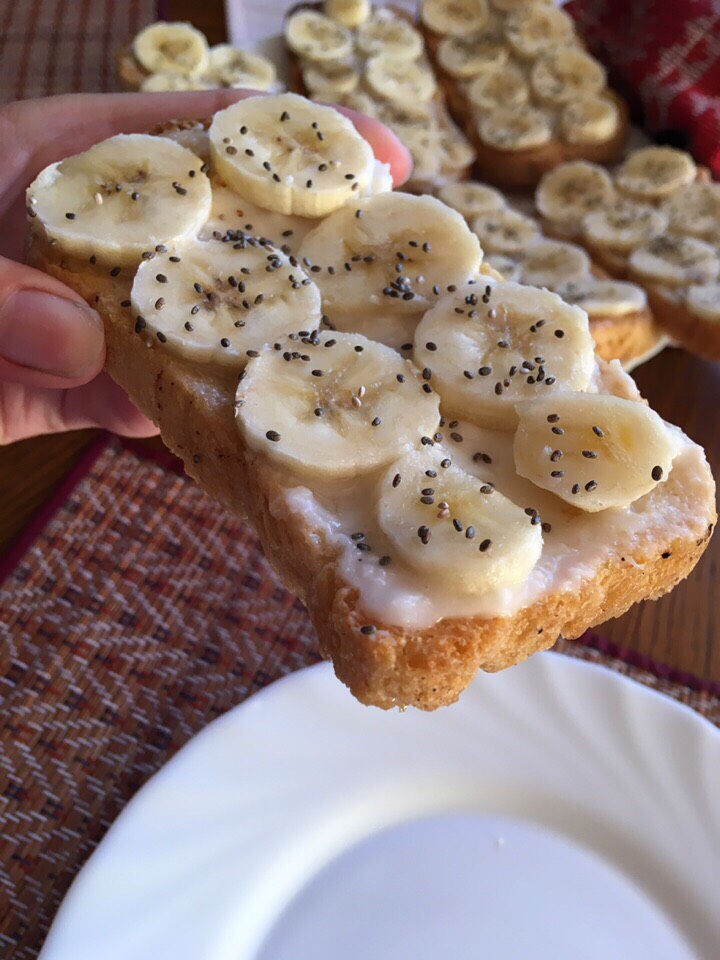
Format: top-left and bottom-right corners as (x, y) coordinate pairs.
(0, 290), (104, 379)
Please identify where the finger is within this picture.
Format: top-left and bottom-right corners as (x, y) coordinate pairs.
(330, 105), (412, 187)
(0, 255), (104, 389)
(0, 373), (158, 445)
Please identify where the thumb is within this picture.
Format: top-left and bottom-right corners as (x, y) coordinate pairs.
(0, 256), (105, 389)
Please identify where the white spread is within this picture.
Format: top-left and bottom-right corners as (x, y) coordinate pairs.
(269, 362), (715, 630)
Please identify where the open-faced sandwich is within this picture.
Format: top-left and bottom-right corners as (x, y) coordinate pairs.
(26, 93), (716, 709)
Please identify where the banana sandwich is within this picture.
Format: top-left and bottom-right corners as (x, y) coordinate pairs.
(117, 21), (279, 94)
(283, 2), (476, 193)
(537, 150), (720, 362)
(27, 94), (716, 710)
(419, 0), (628, 188)
(438, 180), (665, 370)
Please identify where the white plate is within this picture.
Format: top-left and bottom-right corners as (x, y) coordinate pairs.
(40, 653), (720, 960)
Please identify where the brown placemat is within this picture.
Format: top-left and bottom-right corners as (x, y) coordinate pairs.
(1, 436), (719, 958)
(0, 0), (159, 103)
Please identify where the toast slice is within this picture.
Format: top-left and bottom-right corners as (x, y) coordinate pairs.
(284, 2), (475, 194)
(26, 108), (716, 711)
(418, 4), (629, 189)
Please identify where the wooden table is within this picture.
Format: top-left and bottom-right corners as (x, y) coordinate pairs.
(1, 0), (718, 682)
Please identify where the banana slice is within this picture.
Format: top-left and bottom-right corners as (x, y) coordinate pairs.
(130, 238), (321, 367)
(297, 193), (482, 338)
(477, 104), (552, 151)
(421, 0), (490, 37)
(560, 96), (620, 145)
(555, 279), (647, 318)
(685, 283), (720, 323)
(236, 332), (440, 479)
(517, 238), (591, 288)
(366, 55), (437, 104)
(514, 394), (679, 512)
(140, 73), (214, 92)
(377, 448), (542, 593)
(133, 22), (209, 77)
(471, 208), (540, 254)
(438, 126), (476, 172)
(531, 49), (606, 106)
(26, 134), (211, 267)
(629, 235), (720, 288)
(484, 253), (524, 282)
(664, 181), (720, 240)
(414, 281), (595, 428)
(302, 61), (360, 97)
(325, 0), (371, 28)
(438, 181), (505, 220)
(356, 8), (424, 60)
(156, 123), (211, 163)
(582, 199), (668, 252)
(536, 161), (616, 232)
(285, 10), (353, 62)
(325, 90), (380, 118)
(436, 32), (508, 79)
(209, 94), (375, 218)
(504, 6), (574, 60)
(467, 63), (528, 113)
(200, 184), (315, 254)
(204, 45), (277, 90)
(615, 146), (697, 201)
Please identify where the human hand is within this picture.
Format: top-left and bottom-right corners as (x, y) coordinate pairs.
(0, 90), (411, 444)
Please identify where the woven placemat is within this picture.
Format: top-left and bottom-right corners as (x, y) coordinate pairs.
(1, 436), (719, 958)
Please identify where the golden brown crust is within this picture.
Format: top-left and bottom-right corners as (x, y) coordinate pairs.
(642, 285), (720, 362)
(420, 19), (629, 189)
(27, 225), (716, 710)
(284, 2), (474, 191)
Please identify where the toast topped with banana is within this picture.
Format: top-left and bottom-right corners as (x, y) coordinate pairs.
(283, 2), (476, 193)
(536, 148), (720, 362)
(27, 93), (716, 710)
(419, 0), (629, 188)
(437, 180), (665, 370)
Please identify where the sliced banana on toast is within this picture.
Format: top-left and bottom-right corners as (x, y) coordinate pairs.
(236, 332), (440, 479)
(517, 238), (591, 288)
(438, 181), (505, 220)
(560, 96), (620, 145)
(629, 235), (719, 287)
(555, 279), (647, 318)
(531, 49), (606, 106)
(302, 60), (360, 97)
(131, 238), (321, 366)
(356, 8), (424, 59)
(664, 181), (720, 241)
(366, 55), (437, 105)
(210, 94), (375, 218)
(421, 0), (491, 37)
(27, 134), (211, 266)
(467, 63), (529, 113)
(325, 0), (372, 29)
(414, 281), (595, 428)
(504, 5), (574, 59)
(298, 192), (481, 323)
(133, 21), (209, 77)
(200, 184), (316, 254)
(477, 104), (553, 151)
(436, 32), (509, 78)
(378, 448), (543, 593)
(514, 394), (679, 512)
(205, 45), (277, 90)
(471, 208), (540, 254)
(615, 146), (697, 201)
(582, 200), (668, 252)
(535, 161), (616, 233)
(285, 9), (353, 62)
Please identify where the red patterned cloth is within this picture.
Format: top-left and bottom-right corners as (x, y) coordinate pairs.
(0, 0), (158, 103)
(567, 0), (720, 176)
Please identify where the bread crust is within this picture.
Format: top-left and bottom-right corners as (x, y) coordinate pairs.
(642, 285), (720, 362)
(28, 225), (716, 709)
(285, 2), (475, 192)
(420, 21), (629, 189)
